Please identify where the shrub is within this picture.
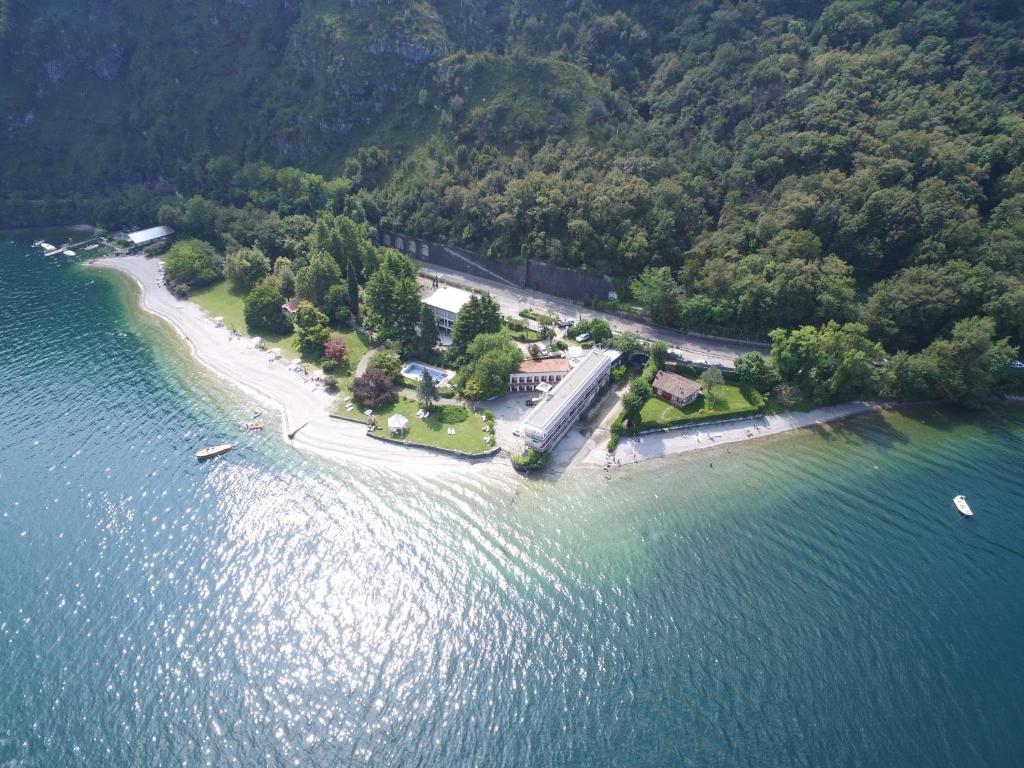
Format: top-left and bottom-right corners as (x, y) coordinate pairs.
(324, 338), (349, 364)
(512, 448), (549, 473)
(323, 375), (339, 393)
(369, 347), (403, 378)
(611, 364), (628, 382)
(439, 405), (469, 424)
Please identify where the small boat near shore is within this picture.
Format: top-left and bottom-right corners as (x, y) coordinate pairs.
(195, 443), (234, 460)
(242, 421), (264, 431)
(953, 494), (973, 517)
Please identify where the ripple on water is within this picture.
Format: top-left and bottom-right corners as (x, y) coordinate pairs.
(1, 236), (1024, 767)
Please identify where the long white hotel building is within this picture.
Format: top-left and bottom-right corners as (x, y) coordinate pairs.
(521, 348), (621, 453)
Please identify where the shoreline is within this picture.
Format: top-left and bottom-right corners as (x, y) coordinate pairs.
(579, 401), (882, 470)
(86, 254), (988, 478)
(90, 255), (502, 478)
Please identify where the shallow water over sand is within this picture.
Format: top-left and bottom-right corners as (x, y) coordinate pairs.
(1, 232), (1023, 767)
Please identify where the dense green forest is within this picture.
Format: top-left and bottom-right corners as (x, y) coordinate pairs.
(2, 0), (1024, 375)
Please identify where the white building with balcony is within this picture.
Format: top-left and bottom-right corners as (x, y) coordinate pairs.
(422, 286), (473, 332)
(521, 348), (620, 453)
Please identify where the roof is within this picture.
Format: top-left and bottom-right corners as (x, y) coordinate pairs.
(388, 414), (409, 430)
(514, 358), (571, 375)
(127, 225), (174, 245)
(282, 299), (302, 313)
(653, 370), (701, 400)
(523, 349), (620, 436)
(423, 286), (473, 314)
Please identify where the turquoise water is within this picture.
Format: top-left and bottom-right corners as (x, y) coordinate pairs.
(1, 231), (1023, 767)
(401, 362), (448, 383)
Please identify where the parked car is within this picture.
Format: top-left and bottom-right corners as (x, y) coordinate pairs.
(526, 398), (539, 406)
(575, 332), (591, 343)
(1011, 360), (1024, 369)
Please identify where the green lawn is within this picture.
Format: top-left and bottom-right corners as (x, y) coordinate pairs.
(334, 397), (496, 455)
(190, 280), (371, 370)
(638, 384), (763, 429)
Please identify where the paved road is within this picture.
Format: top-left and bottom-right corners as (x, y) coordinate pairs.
(417, 265), (767, 369)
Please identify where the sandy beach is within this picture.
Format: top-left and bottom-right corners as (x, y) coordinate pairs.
(581, 401), (881, 469)
(93, 255), (501, 477)
(92, 254), (906, 477)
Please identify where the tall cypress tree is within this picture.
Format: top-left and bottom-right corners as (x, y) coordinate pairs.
(346, 257), (360, 322)
(418, 301), (439, 356)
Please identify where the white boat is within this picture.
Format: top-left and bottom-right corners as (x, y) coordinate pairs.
(195, 443), (234, 460)
(63, 249), (76, 257)
(953, 495), (973, 517)
(39, 242), (57, 252)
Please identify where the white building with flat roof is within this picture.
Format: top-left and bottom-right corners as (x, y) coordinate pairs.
(423, 286), (473, 332)
(521, 348), (620, 453)
(126, 225), (174, 246)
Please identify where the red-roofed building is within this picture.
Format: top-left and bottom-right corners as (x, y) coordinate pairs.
(652, 370), (701, 407)
(281, 299), (302, 322)
(508, 357), (572, 392)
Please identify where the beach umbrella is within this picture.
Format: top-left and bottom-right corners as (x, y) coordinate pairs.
(251, 336), (262, 345)
(214, 316), (224, 322)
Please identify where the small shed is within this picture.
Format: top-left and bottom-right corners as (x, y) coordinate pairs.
(281, 299), (302, 321)
(388, 413), (410, 436)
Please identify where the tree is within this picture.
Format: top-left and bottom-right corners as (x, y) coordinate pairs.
(294, 301), (330, 355)
(631, 266), (679, 325)
(369, 347), (403, 379)
(588, 319), (612, 343)
(163, 239), (220, 289)
(323, 338), (350, 370)
(916, 317), (1017, 405)
(224, 246), (270, 292)
(346, 257), (360, 321)
(610, 332), (642, 354)
(243, 279), (290, 333)
(363, 250), (420, 346)
(649, 340), (669, 368)
(700, 367), (725, 407)
(273, 256), (296, 298)
(735, 352), (776, 391)
(322, 283), (351, 325)
(352, 368), (397, 408)
(622, 390), (646, 426)
(770, 322), (885, 405)
(528, 343), (542, 359)
(458, 331), (524, 399)
(417, 302), (439, 356)
(418, 369), (439, 408)
(295, 249), (342, 307)
(450, 292), (502, 363)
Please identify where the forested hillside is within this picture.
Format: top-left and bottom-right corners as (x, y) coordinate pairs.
(3, 0), (1024, 359)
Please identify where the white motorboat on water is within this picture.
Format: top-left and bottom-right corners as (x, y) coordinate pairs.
(953, 494), (973, 517)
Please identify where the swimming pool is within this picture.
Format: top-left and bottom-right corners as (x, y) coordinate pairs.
(401, 362), (449, 384)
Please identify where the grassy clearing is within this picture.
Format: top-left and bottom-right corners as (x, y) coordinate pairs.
(332, 328), (371, 389)
(190, 279), (371, 368)
(335, 396), (496, 455)
(638, 384), (762, 429)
